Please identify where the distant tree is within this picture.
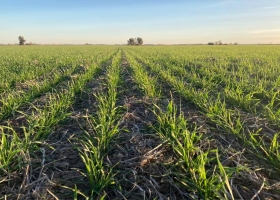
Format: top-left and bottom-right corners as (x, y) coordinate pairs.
(137, 37), (143, 45)
(127, 38), (135, 45)
(18, 36), (26, 45)
(127, 37), (144, 46)
(208, 42), (214, 45)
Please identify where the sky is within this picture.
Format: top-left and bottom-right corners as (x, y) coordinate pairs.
(0, 0), (280, 44)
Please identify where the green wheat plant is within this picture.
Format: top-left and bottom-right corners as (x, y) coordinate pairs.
(78, 51), (122, 199)
(153, 100), (235, 199)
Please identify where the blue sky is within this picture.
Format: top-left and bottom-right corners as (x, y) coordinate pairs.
(0, 0), (280, 44)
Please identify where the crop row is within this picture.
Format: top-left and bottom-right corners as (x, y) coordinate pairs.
(0, 47), (119, 199)
(1, 46), (279, 199)
(124, 47), (280, 199)
(127, 48), (280, 172)
(125, 50), (237, 199)
(128, 47), (280, 125)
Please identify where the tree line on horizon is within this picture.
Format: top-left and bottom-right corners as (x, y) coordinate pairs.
(18, 36), (145, 46)
(17, 36), (241, 45)
(208, 40), (238, 45)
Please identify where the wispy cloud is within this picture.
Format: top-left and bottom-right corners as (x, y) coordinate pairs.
(263, 6), (280, 9)
(249, 29), (280, 34)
